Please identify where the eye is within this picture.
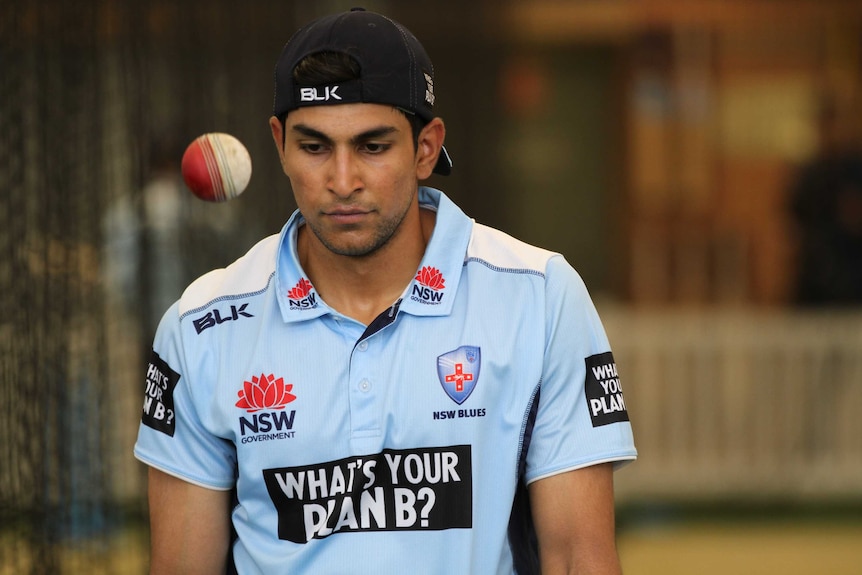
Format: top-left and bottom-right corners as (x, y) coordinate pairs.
(299, 142), (328, 154)
(361, 142), (390, 154)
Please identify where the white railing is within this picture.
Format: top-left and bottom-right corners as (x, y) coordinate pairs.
(600, 306), (862, 503)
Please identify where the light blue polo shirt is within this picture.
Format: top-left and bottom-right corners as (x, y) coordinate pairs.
(134, 187), (636, 574)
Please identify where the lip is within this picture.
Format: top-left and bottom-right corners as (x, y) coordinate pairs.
(324, 207), (371, 224)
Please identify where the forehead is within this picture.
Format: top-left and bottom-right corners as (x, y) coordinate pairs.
(285, 103), (411, 137)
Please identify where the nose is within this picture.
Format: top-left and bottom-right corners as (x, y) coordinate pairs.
(327, 147), (362, 198)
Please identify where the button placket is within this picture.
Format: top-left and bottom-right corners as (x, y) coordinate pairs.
(349, 335), (380, 436)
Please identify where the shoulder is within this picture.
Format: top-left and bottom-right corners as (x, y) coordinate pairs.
(178, 233), (280, 317)
(465, 223), (594, 314)
(466, 222), (562, 277)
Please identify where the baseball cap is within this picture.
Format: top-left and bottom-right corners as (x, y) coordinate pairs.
(273, 7), (452, 176)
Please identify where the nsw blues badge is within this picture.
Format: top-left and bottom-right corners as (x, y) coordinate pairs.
(437, 346), (481, 404)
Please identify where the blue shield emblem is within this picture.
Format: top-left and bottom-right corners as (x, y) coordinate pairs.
(437, 346), (481, 404)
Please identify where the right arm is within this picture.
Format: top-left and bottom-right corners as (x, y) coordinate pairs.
(148, 467), (232, 575)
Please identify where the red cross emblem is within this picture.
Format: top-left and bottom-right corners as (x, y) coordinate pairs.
(437, 346), (481, 404)
(444, 363), (474, 392)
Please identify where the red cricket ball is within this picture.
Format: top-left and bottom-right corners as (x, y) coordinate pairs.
(181, 133), (252, 202)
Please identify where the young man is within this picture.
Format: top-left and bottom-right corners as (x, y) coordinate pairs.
(135, 8), (636, 574)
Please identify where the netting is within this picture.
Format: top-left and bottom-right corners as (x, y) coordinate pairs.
(0, 1), (302, 572)
(1, 3), (118, 572)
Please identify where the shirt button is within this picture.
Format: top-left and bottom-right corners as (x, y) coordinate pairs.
(359, 379), (371, 392)
(357, 341), (368, 351)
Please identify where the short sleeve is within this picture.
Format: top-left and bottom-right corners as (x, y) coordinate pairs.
(524, 256), (636, 484)
(133, 302), (236, 490)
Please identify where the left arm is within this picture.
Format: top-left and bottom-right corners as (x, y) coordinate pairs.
(529, 462), (622, 575)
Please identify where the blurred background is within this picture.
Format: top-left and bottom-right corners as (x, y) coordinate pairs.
(2, 0), (862, 573)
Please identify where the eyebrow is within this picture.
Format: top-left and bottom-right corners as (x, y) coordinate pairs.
(291, 123), (399, 146)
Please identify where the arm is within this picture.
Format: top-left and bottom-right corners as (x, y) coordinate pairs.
(148, 467), (232, 575)
(529, 463), (622, 575)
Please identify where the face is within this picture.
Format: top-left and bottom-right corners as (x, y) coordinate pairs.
(270, 103), (442, 259)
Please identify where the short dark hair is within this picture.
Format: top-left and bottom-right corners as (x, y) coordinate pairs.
(278, 51), (425, 147)
(293, 51), (361, 88)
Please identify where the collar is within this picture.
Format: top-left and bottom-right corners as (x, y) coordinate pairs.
(275, 187), (474, 324)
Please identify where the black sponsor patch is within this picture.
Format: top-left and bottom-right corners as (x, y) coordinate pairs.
(263, 445), (472, 543)
(584, 352), (629, 427)
(141, 350), (180, 436)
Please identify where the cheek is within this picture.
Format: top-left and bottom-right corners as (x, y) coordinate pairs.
(390, 170), (417, 201)
(283, 164), (318, 199)
(284, 180), (318, 221)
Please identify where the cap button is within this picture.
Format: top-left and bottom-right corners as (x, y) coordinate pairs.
(350, 7), (366, 11)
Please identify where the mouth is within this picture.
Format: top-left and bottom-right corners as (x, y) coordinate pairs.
(324, 206), (372, 225)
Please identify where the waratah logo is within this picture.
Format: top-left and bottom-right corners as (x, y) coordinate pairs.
(236, 374), (296, 412)
(411, 266), (446, 304)
(416, 266), (445, 290)
(288, 278), (313, 299)
(287, 278), (317, 309)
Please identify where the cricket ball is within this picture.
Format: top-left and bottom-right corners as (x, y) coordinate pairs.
(181, 132), (252, 202)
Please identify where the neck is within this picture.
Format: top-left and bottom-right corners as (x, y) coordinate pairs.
(299, 208), (436, 325)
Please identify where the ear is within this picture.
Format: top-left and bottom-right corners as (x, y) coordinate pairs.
(415, 117), (446, 180)
(269, 116), (288, 174)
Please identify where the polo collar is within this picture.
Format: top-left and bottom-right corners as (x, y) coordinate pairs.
(275, 187), (473, 324)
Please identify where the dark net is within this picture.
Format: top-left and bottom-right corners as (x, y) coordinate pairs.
(0, 1), (303, 572)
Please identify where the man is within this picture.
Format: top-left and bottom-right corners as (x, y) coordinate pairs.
(788, 93), (862, 306)
(135, 8), (636, 574)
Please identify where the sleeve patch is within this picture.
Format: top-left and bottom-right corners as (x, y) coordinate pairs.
(584, 352), (629, 427)
(142, 350), (180, 436)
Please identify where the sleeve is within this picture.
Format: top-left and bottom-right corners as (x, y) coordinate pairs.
(524, 255), (637, 485)
(133, 301), (237, 490)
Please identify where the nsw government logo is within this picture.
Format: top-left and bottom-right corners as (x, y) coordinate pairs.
(411, 266), (445, 305)
(287, 278), (317, 310)
(236, 373), (297, 443)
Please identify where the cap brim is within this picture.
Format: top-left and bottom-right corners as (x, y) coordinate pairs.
(433, 145), (453, 176)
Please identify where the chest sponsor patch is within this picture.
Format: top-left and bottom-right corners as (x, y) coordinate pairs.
(142, 350), (180, 436)
(263, 445), (472, 543)
(584, 352), (629, 427)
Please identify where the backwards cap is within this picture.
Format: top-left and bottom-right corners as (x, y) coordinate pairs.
(273, 7), (452, 175)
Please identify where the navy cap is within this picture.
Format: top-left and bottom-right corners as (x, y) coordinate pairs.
(273, 8), (452, 175)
